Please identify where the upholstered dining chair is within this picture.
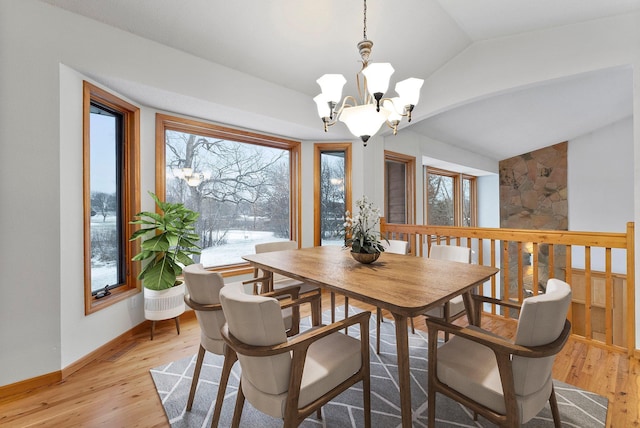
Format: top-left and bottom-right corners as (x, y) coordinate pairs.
(426, 278), (572, 427)
(375, 239), (410, 353)
(219, 284), (372, 428)
(182, 264), (313, 428)
(254, 240), (322, 326)
(423, 244), (472, 340)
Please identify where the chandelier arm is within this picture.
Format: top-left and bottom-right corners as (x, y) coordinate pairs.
(385, 120), (399, 135)
(330, 95), (360, 121)
(379, 96), (409, 117)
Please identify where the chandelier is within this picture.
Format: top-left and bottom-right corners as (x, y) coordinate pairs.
(172, 166), (210, 187)
(313, 0), (424, 146)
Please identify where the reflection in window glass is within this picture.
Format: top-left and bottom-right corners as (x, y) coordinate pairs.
(320, 151), (346, 246)
(427, 174), (454, 226)
(385, 160), (407, 224)
(165, 130), (290, 267)
(89, 103), (123, 292)
(462, 178), (472, 227)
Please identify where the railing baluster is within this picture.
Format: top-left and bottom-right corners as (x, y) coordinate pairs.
(605, 248), (613, 346)
(532, 242), (539, 296)
(566, 245), (573, 327)
(518, 242), (524, 303)
(549, 243), (555, 280)
(378, 219), (634, 353)
(491, 239), (497, 315)
(503, 240), (510, 319)
(585, 246), (592, 340)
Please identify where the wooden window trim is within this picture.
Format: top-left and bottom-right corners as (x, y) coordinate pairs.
(384, 150), (416, 224)
(155, 113), (302, 273)
(313, 143), (352, 247)
(83, 81), (141, 315)
(425, 166), (477, 227)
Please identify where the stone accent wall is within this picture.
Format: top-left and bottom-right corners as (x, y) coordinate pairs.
(499, 142), (568, 229)
(499, 142), (568, 301)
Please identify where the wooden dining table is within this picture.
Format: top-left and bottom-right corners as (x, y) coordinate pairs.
(243, 245), (499, 428)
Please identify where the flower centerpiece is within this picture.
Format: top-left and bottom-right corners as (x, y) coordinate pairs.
(344, 196), (386, 264)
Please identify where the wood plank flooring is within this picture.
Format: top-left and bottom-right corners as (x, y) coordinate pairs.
(0, 291), (637, 427)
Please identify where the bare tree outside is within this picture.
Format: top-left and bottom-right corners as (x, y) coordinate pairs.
(320, 152), (346, 245)
(165, 130), (290, 267)
(91, 191), (116, 222)
(427, 173), (454, 226)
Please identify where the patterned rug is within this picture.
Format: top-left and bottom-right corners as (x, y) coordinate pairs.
(151, 308), (608, 427)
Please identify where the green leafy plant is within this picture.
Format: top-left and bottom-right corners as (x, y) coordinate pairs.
(343, 195), (386, 254)
(129, 192), (201, 290)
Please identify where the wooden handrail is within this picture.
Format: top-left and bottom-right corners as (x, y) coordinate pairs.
(380, 219), (636, 356)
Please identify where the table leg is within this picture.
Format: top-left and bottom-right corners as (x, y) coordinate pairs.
(392, 312), (413, 428)
(331, 292), (336, 323)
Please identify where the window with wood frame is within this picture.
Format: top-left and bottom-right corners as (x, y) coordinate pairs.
(156, 114), (301, 272)
(384, 151), (415, 224)
(425, 167), (476, 226)
(83, 81), (140, 315)
(313, 143), (352, 247)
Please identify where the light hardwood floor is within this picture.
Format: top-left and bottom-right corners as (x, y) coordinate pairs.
(1, 291), (638, 427)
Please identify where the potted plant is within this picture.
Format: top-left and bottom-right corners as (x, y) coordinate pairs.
(129, 192), (201, 325)
(343, 196), (386, 264)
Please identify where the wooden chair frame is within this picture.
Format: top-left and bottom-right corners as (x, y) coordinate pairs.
(427, 295), (571, 428)
(185, 284), (319, 428)
(221, 310), (372, 428)
(249, 268), (323, 329)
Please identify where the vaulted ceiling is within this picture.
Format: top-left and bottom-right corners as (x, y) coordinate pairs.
(40, 0), (638, 161)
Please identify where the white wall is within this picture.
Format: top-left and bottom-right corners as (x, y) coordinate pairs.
(569, 116), (634, 233)
(1, 0), (639, 387)
(419, 12), (640, 348)
(0, 0), (326, 386)
(568, 117), (634, 273)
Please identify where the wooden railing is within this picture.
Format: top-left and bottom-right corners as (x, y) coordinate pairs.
(380, 219), (636, 356)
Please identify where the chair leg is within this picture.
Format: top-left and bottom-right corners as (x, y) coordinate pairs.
(376, 307), (382, 354)
(363, 374), (371, 428)
(549, 385), (562, 428)
(174, 316), (181, 335)
(211, 347), (237, 428)
(443, 303), (451, 342)
(231, 380), (245, 428)
(311, 294), (322, 326)
(187, 345), (206, 411)
(316, 408), (322, 419)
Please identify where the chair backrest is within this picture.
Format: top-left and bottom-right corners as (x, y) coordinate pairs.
(382, 239), (409, 255)
(183, 263), (228, 354)
(512, 278), (572, 396)
(255, 240), (298, 282)
(219, 285), (291, 396)
(429, 244), (471, 263)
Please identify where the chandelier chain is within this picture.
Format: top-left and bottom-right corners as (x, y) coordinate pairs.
(363, 0), (367, 40)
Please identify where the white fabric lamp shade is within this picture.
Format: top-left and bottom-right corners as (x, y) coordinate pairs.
(395, 77), (424, 106)
(339, 104), (390, 140)
(362, 63), (394, 95)
(316, 74), (347, 103)
(313, 94), (331, 118)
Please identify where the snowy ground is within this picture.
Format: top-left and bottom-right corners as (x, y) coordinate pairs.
(91, 229), (295, 292)
(90, 214), (344, 292)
